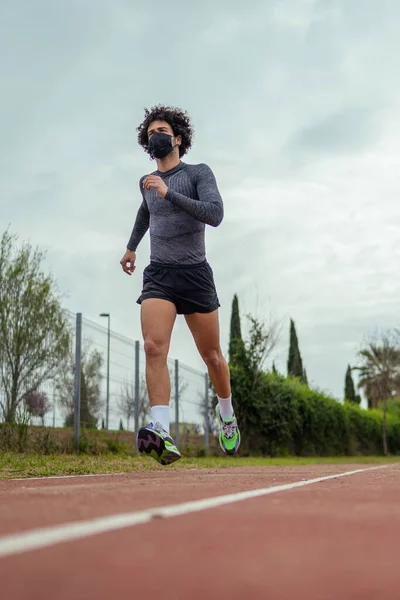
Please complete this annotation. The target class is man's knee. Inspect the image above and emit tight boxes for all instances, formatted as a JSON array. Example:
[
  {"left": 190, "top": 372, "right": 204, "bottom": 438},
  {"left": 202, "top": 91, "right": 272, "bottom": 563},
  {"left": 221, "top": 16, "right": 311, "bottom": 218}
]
[
  {"left": 144, "top": 339, "right": 168, "bottom": 362},
  {"left": 202, "top": 348, "right": 225, "bottom": 370}
]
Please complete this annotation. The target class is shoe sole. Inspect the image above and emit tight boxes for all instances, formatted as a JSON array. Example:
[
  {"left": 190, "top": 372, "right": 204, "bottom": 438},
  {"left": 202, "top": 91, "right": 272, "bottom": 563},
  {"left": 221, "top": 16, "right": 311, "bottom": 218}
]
[{"left": 137, "top": 428, "right": 181, "bottom": 466}]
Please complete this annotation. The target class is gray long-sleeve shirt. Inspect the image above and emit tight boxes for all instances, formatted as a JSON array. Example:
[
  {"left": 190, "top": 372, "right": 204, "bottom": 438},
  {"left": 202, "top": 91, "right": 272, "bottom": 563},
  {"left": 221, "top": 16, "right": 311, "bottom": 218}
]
[{"left": 127, "top": 161, "right": 224, "bottom": 265}]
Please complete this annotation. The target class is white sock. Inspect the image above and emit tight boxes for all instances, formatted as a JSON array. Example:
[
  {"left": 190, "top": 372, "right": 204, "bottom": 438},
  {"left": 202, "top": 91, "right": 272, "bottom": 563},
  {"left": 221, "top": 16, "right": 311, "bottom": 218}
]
[
  {"left": 151, "top": 406, "right": 170, "bottom": 433},
  {"left": 218, "top": 395, "right": 234, "bottom": 420}
]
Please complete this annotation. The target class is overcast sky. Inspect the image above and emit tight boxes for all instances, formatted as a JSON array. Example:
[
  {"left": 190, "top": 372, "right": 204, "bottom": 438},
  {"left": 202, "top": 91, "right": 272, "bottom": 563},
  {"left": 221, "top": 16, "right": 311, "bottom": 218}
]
[{"left": 2, "top": 0, "right": 400, "bottom": 406}]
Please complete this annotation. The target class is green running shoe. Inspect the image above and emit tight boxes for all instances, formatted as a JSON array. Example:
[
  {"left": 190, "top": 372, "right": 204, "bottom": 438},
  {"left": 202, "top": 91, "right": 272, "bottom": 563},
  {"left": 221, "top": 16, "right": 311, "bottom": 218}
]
[
  {"left": 137, "top": 421, "right": 181, "bottom": 466},
  {"left": 215, "top": 405, "right": 241, "bottom": 455}
]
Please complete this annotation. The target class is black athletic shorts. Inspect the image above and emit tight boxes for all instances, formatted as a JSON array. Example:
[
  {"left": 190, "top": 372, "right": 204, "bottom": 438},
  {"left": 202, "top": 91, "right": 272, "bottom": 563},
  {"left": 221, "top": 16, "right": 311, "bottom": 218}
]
[{"left": 137, "top": 260, "right": 220, "bottom": 315}]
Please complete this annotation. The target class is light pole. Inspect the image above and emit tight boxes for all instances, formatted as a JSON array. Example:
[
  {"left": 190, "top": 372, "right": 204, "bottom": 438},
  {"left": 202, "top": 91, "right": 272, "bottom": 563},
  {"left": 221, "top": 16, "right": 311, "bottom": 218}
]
[{"left": 100, "top": 313, "right": 110, "bottom": 429}]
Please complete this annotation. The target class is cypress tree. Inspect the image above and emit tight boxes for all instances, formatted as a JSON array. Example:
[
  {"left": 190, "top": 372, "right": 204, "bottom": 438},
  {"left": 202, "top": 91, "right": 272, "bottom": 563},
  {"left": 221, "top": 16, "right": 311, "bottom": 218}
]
[
  {"left": 229, "top": 294, "right": 244, "bottom": 364},
  {"left": 344, "top": 365, "right": 359, "bottom": 404},
  {"left": 287, "top": 319, "right": 304, "bottom": 380}
]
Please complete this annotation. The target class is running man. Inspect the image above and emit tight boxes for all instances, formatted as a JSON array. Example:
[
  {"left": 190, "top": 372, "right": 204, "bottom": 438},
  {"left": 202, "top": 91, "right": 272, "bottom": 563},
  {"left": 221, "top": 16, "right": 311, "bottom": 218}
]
[{"left": 120, "top": 105, "right": 240, "bottom": 465}]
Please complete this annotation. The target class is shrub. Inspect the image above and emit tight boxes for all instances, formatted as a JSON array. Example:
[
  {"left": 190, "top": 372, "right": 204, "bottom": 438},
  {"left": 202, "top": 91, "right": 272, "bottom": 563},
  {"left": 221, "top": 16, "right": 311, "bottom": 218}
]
[
  {"left": 2, "top": 375, "right": 399, "bottom": 457},
  {"left": 241, "top": 373, "right": 400, "bottom": 457}
]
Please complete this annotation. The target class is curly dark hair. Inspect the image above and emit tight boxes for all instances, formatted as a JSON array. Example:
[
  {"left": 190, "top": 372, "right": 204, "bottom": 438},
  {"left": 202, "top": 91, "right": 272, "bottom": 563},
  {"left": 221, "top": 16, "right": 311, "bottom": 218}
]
[{"left": 137, "top": 105, "right": 194, "bottom": 158}]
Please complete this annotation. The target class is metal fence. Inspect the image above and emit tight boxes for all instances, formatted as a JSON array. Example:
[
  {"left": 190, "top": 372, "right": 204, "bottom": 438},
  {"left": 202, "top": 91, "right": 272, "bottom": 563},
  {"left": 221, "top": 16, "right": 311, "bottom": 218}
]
[{"left": 30, "top": 311, "right": 213, "bottom": 451}]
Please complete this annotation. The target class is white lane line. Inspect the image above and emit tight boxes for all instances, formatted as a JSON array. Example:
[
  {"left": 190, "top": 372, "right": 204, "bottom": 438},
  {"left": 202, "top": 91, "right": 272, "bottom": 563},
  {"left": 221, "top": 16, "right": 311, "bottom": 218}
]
[{"left": 0, "top": 465, "right": 389, "bottom": 558}]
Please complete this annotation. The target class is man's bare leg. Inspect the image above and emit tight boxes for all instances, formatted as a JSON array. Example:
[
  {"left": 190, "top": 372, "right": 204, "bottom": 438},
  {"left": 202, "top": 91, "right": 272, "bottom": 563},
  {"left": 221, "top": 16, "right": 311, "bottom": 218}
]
[
  {"left": 184, "top": 309, "right": 230, "bottom": 398},
  {"left": 185, "top": 309, "right": 240, "bottom": 454},
  {"left": 137, "top": 298, "right": 181, "bottom": 465},
  {"left": 141, "top": 298, "right": 176, "bottom": 422}
]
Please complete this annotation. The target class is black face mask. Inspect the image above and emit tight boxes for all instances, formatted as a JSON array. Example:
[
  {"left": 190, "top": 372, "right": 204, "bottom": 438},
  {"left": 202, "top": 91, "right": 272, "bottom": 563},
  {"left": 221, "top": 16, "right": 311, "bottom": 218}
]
[{"left": 148, "top": 132, "right": 175, "bottom": 159}]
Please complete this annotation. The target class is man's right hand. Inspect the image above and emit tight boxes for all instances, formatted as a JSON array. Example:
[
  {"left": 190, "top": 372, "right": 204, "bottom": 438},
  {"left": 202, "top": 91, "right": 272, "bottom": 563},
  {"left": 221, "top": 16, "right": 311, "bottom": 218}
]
[{"left": 120, "top": 249, "right": 136, "bottom": 275}]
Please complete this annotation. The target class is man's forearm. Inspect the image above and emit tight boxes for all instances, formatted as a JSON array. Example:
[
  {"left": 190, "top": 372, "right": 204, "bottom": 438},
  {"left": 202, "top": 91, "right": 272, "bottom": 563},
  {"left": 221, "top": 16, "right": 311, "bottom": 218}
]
[
  {"left": 127, "top": 201, "right": 149, "bottom": 251},
  {"left": 164, "top": 164, "right": 224, "bottom": 227},
  {"left": 165, "top": 189, "right": 223, "bottom": 227}
]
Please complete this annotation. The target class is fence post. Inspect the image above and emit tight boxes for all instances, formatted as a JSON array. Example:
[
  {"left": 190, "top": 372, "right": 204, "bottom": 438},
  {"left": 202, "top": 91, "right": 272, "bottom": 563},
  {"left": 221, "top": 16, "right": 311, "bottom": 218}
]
[
  {"left": 175, "top": 359, "right": 180, "bottom": 447},
  {"left": 52, "top": 392, "right": 56, "bottom": 428},
  {"left": 134, "top": 340, "right": 140, "bottom": 451},
  {"left": 73, "top": 313, "right": 82, "bottom": 452},
  {"left": 204, "top": 373, "right": 209, "bottom": 450},
  {"left": 106, "top": 317, "right": 110, "bottom": 429}
]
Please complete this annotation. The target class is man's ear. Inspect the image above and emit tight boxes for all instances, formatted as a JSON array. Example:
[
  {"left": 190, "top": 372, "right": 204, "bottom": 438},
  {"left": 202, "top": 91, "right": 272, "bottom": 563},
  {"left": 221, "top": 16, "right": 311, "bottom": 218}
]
[{"left": 175, "top": 135, "right": 182, "bottom": 147}]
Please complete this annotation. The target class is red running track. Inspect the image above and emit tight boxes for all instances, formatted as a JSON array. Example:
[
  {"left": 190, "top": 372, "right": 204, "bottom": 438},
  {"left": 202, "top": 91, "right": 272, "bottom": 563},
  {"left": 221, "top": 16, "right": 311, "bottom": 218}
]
[{"left": 0, "top": 464, "right": 399, "bottom": 599}]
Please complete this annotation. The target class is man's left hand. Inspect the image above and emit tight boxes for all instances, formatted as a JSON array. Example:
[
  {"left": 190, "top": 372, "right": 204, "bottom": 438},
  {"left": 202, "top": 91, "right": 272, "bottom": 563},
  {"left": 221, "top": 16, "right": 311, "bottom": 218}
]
[{"left": 143, "top": 175, "right": 168, "bottom": 198}]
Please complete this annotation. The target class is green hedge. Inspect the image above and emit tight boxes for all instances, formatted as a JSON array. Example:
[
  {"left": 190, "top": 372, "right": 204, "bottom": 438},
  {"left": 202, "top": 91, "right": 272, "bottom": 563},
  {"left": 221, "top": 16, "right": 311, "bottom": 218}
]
[
  {"left": 242, "top": 373, "right": 400, "bottom": 457},
  {"left": 2, "top": 376, "right": 398, "bottom": 457}
]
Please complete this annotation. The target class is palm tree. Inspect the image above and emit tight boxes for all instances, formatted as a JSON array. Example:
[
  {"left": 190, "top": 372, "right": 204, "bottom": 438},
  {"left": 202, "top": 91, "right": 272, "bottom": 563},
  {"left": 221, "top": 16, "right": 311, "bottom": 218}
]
[{"left": 354, "top": 337, "right": 400, "bottom": 455}]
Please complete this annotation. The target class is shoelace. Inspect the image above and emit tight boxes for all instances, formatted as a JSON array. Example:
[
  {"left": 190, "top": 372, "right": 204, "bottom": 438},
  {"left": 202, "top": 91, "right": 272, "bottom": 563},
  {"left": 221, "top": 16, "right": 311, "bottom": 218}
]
[
  {"left": 223, "top": 421, "right": 237, "bottom": 439},
  {"left": 153, "top": 421, "right": 167, "bottom": 433}
]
